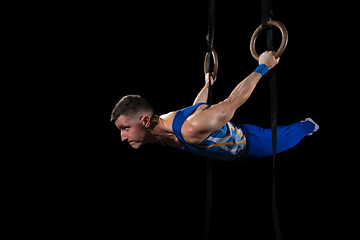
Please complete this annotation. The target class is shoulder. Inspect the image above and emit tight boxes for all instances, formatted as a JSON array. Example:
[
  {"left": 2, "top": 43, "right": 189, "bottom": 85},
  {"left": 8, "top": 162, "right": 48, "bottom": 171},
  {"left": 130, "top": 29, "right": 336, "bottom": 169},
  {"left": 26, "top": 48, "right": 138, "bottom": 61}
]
[
  {"left": 159, "top": 105, "right": 208, "bottom": 126},
  {"left": 181, "top": 122, "right": 202, "bottom": 144},
  {"left": 160, "top": 104, "right": 210, "bottom": 144},
  {"left": 159, "top": 111, "right": 177, "bottom": 132},
  {"left": 160, "top": 111, "right": 177, "bottom": 122},
  {"left": 182, "top": 105, "right": 210, "bottom": 144}
]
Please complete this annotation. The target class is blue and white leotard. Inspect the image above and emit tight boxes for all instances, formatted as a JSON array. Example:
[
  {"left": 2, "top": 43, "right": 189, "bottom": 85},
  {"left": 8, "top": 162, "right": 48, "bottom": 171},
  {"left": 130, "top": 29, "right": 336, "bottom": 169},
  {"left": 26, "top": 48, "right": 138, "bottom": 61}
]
[
  {"left": 160, "top": 102, "right": 317, "bottom": 162},
  {"left": 170, "top": 103, "right": 248, "bottom": 161}
]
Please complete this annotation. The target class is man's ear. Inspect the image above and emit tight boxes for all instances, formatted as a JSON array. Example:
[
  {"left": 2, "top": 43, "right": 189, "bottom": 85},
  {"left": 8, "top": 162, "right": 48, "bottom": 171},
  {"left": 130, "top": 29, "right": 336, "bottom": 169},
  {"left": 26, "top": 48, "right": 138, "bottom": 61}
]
[{"left": 140, "top": 115, "right": 151, "bottom": 128}]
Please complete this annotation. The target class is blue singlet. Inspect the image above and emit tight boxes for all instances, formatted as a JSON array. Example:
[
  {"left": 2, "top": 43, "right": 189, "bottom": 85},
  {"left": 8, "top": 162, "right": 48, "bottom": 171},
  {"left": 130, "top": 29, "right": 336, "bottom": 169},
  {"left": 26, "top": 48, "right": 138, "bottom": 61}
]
[
  {"left": 171, "top": 103, "right": 248, "bottom": 161},
  {"left": 164, "top": 103, "right": 316, "bottom": 162}
]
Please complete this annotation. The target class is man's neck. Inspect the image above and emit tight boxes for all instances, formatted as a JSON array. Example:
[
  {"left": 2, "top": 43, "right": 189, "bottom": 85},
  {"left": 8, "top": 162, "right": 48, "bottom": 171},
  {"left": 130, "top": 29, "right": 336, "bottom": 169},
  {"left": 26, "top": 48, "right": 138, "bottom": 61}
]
[{"left": 149, "top": 115, "right": 183, "bottom": 148}]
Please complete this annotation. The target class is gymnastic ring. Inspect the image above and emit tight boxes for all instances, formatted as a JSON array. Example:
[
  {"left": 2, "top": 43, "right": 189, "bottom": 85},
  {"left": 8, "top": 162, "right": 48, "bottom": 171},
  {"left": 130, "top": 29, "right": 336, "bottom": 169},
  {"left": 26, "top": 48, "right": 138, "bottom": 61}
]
[
  {"left": 250, "top": 20, "right": 288, "bottom": 61},
  {"left": 204, "top": 49, "right": 218, "bottom": 79}
]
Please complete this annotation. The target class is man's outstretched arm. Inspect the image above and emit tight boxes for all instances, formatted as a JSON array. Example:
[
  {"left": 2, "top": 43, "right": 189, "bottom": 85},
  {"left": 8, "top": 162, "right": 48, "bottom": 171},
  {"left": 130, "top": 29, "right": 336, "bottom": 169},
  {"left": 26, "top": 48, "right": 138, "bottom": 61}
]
[
  {"left": 226, "top": 51, "right": 279, "bottom": 110},
  {"left": 193, "top": 74, "right": 216, "bottom": 105},
  {"left": 184, "top": 51, "right": 280, "bottom": 144}
]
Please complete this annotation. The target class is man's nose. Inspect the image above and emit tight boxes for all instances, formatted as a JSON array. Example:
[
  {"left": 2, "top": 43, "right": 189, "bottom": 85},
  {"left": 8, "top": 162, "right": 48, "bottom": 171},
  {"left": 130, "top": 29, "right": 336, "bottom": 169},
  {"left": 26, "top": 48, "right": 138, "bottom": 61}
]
[{"left": 121, "top": 132, "right": 128, "bottom": 142}]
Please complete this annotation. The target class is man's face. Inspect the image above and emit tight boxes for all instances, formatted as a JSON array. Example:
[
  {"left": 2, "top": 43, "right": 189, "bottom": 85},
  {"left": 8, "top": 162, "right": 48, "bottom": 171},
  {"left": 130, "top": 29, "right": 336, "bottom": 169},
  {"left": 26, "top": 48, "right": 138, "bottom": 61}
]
[{"left": 115, "top": 114, "right": 148, "bottom": 149}]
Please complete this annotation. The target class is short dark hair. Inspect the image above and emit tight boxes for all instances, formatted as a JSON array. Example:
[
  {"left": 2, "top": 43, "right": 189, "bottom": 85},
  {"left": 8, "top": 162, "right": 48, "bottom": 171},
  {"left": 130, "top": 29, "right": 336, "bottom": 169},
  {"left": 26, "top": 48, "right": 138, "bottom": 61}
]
[{"left": 110, "top": 95, "right": 154, "bottom": 122}]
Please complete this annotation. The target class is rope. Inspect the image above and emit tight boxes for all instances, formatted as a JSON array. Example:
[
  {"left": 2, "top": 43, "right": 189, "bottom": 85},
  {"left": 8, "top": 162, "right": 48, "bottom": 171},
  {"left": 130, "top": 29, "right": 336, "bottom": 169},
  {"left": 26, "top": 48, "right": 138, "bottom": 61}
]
[
  {"left": 204, "top": 0, "right": 215, "bottom": 239},
  {"left": 203, "top": 1, "right": 283, "bottom": 239},
  {"left": 261, "top": 0, "right": 283, "bottom": 239}
]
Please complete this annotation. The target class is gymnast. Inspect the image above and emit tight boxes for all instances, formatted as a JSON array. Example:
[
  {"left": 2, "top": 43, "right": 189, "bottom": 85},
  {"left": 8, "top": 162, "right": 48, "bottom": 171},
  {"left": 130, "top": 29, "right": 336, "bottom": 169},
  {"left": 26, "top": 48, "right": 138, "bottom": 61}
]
[{"left": 110, "top": 51, "right": 319, "bottom": 161}]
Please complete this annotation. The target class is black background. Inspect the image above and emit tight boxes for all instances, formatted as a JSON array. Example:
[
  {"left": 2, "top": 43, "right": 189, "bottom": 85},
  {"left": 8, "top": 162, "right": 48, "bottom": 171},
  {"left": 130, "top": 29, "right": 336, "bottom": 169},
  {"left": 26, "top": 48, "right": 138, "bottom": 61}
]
[{"left": 15, "top": 1, "right": 339, "bottom": 239}]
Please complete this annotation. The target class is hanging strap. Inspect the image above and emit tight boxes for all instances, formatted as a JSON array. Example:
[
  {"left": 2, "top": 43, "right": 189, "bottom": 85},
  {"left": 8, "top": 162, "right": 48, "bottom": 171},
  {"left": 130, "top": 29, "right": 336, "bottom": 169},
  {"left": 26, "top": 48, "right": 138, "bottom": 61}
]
[
  {"left": 261, "top": 0, "right": 283, "bottom": 239},
  {"left": 204, "top": 1, "right": 215, "bottom": 240},
  {"left": 206, "top": 0, "right": 216, "bottom": 105}
]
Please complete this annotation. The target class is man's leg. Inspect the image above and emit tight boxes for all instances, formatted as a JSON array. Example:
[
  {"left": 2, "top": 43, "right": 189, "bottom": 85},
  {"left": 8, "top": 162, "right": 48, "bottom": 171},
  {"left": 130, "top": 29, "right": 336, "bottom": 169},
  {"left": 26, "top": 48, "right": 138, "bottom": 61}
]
[
  {"left": 276, "top": 120, "right": 318, "bottom": 154},
  {"left": 240, "top": 119, "right": 318, "bottom": 159}
]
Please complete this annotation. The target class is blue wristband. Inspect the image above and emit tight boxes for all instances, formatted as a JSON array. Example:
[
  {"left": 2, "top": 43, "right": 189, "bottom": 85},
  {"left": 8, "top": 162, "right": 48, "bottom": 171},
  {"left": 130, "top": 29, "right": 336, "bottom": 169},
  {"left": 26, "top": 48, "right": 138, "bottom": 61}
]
[{"left": 254, "top": 64, "right": 269, "bottom": 76}]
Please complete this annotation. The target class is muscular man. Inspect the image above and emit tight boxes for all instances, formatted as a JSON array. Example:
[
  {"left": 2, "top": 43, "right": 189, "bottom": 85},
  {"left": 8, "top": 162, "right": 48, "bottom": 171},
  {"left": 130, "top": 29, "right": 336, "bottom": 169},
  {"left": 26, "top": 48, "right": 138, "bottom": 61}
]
[{"left": 110, "top": 51, "right": 319, "bottom": 162}]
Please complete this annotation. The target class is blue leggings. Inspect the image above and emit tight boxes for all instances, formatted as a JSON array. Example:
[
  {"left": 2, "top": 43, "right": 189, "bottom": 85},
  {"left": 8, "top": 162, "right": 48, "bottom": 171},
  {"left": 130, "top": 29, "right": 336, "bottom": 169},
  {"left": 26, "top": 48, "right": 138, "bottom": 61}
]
[{"left": 238, "top": 121, "right": 315, "bottom": 160}]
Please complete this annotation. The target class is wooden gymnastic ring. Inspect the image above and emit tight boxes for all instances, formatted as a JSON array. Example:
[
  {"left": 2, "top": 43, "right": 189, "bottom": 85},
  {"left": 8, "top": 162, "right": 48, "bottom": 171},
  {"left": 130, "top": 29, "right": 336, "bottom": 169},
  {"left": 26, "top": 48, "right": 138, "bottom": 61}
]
[
  {"left": 250, "top": 20, "right": 288, "bottom": 61},
  {"left": 204, "top": 49, "right": 218, "bottom": 79}
]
